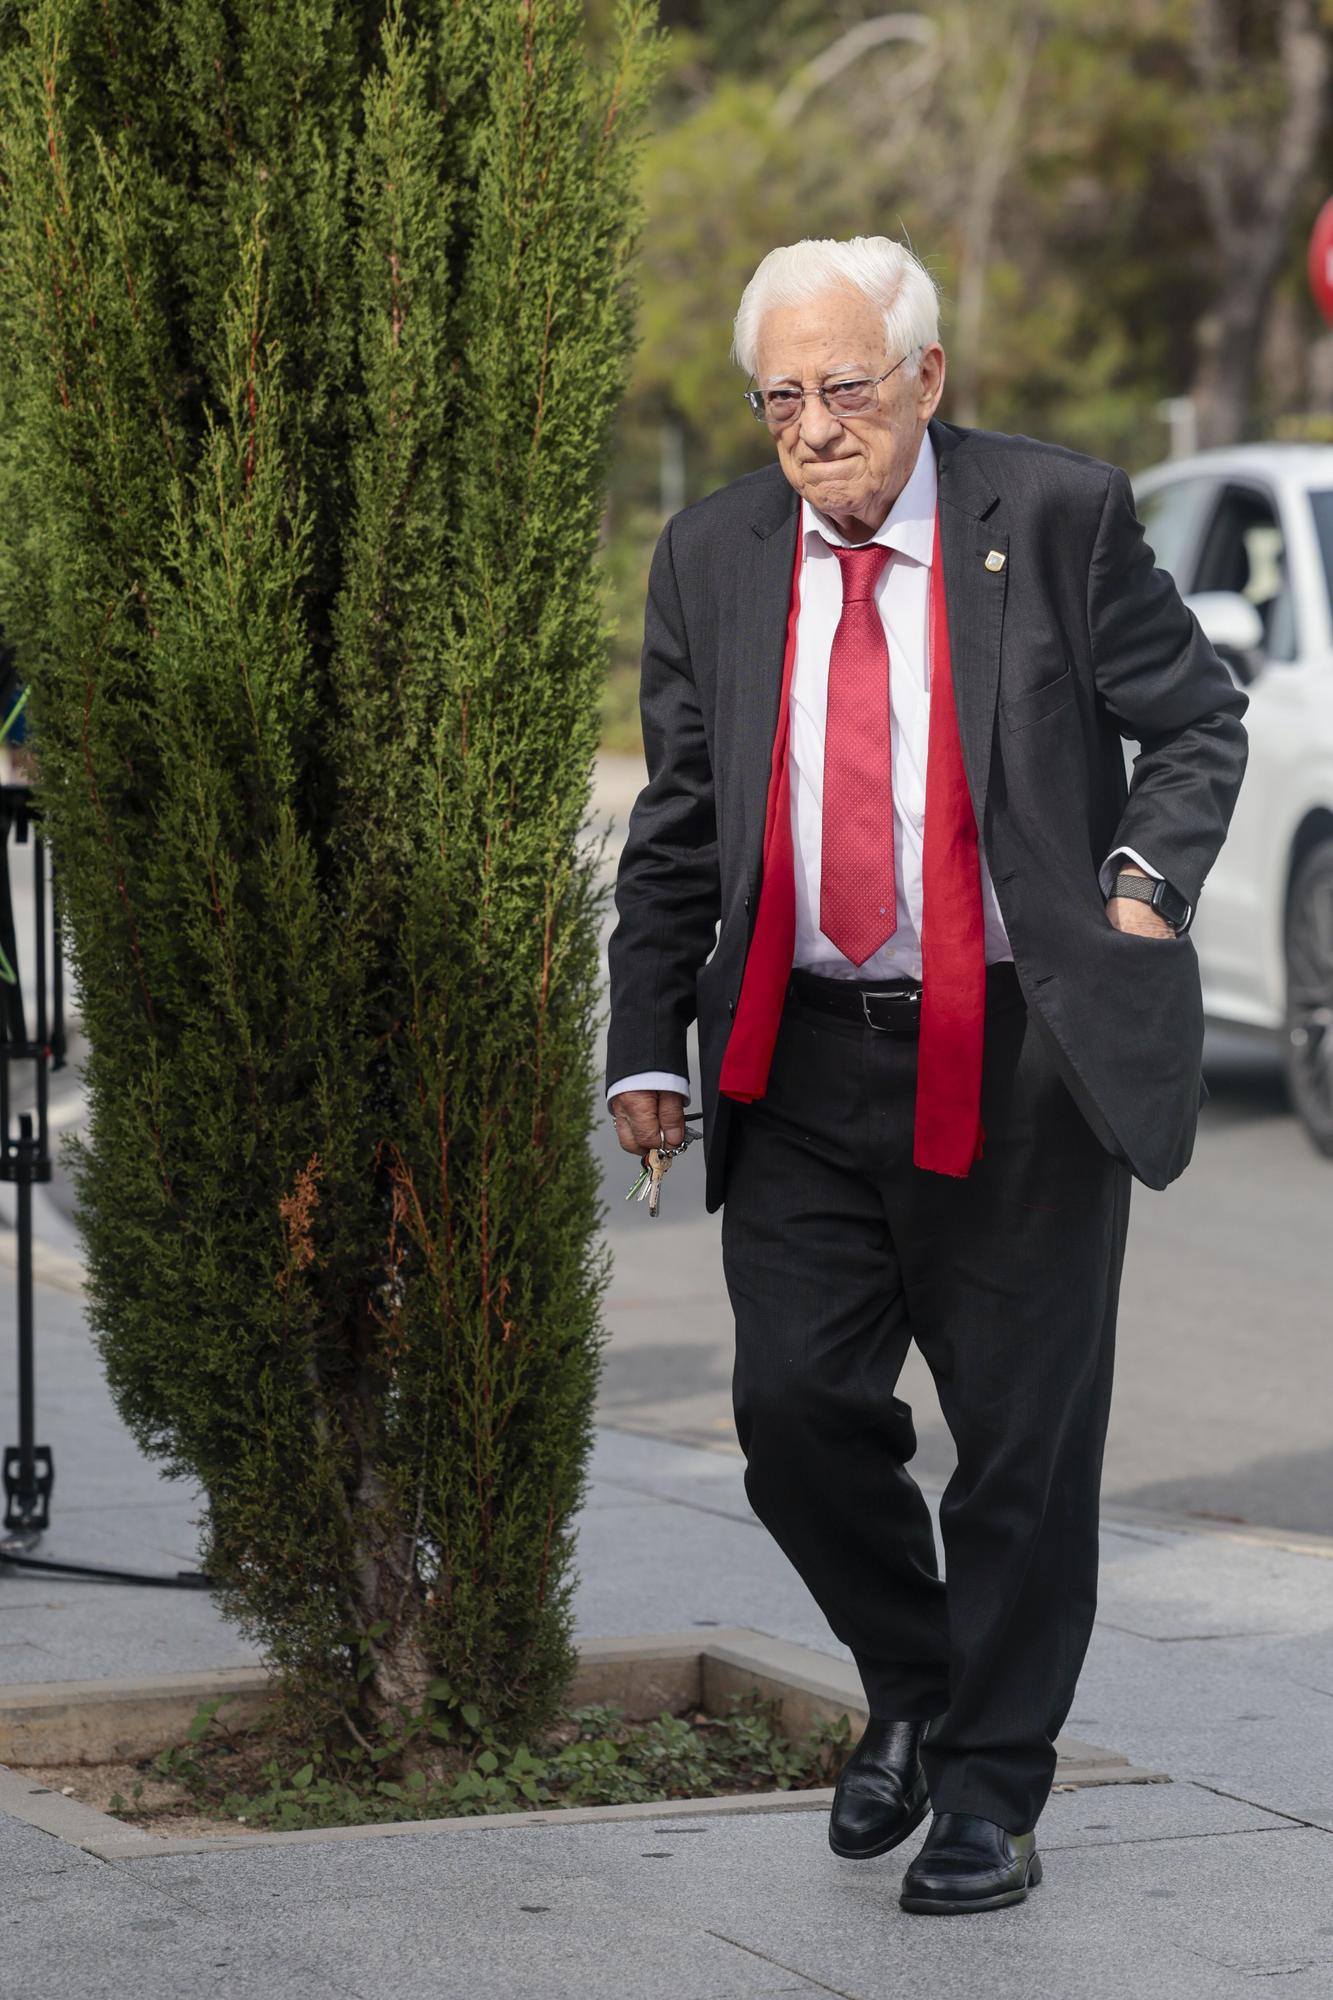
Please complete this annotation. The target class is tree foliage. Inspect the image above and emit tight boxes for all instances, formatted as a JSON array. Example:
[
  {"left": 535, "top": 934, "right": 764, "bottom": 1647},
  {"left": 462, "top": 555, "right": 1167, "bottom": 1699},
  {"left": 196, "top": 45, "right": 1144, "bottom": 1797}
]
[
  {"left": 0, "top": 0, "right": 659, "bottom": 1742},
  {"left": 612, "top": 0, "right": 1333, "bottom": 513},
  {"left": 593, "top": 1, "right": 1333, "bottom": 726}
]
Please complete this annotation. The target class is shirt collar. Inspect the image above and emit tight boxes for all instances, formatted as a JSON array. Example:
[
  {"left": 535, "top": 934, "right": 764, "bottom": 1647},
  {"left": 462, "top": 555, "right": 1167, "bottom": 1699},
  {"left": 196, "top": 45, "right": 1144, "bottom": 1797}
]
[{"left": 800, "top": 427, "right": 937, "bottom": 567}]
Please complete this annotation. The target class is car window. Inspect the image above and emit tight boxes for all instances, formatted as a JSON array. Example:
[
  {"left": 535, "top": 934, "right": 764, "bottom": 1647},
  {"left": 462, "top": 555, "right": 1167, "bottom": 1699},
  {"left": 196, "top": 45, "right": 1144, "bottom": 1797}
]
[
  {"left": 1191, "top": 483, "right": 1297, "bottom": 661},
  {"left": 1307, "top": 492, "right": 1333, "bottom": 634},
  {"left": 1134, "top": 477, "right": 1213, "bottom": 582}
]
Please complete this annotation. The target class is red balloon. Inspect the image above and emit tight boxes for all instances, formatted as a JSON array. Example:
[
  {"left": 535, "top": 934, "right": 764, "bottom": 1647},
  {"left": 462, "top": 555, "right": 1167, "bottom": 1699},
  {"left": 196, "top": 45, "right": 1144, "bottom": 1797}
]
[{"left": 1308, "top": 196, "right": 1333, "bottom": 324}]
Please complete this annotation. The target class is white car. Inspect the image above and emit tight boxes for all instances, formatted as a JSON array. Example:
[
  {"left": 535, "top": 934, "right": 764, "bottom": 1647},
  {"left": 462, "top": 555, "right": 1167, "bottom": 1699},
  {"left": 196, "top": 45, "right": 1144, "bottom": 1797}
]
[{"left": 1132, "top": 445, "right": 1333, "bottom": 1157}]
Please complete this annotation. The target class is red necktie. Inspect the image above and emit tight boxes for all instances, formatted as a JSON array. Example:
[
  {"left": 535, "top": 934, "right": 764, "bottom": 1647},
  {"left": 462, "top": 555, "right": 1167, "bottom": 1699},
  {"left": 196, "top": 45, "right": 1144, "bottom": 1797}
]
[
  {"left": 721, "top": 507, "right": 985, "bottom": 1178},
  {"left": 820, "top": 541, "right": 896, "bottom": 965}
]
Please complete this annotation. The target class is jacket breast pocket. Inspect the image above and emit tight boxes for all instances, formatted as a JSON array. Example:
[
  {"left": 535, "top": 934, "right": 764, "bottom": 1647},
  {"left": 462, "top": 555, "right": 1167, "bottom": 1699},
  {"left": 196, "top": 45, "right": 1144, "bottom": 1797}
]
[{"left": 1000, "top": 662, "right": 1075, "bottom": 732}]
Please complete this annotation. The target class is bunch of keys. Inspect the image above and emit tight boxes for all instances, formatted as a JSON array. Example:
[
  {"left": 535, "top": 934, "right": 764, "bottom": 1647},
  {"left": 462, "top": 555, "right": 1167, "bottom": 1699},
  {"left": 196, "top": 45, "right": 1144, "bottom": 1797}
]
[{"left": 623, "top": 1113, "right": 702, "bottom": 1218}]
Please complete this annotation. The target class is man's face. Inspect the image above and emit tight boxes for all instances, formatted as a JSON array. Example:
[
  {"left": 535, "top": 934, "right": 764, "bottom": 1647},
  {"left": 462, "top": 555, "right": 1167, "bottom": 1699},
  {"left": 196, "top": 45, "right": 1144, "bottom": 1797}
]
[{"left": 753, "top": 289, "right": 945, "bottom": 534}]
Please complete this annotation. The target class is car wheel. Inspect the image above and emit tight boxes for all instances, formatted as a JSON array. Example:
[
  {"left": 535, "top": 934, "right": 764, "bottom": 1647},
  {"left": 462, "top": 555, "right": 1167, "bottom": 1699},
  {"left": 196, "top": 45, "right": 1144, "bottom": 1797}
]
[{"left": 1284, "top": 839, "right": 1333, "bottom": 1158}]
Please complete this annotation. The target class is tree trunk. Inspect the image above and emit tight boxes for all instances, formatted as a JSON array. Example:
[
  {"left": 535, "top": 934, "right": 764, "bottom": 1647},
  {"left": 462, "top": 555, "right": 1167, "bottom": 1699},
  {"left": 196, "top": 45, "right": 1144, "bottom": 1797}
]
[
  {"left": 1188, "top": 0, "right": 1330, "bottom": 446},
  {"left": 950, "top": 17, "right": 1040, "bottom": 429}
]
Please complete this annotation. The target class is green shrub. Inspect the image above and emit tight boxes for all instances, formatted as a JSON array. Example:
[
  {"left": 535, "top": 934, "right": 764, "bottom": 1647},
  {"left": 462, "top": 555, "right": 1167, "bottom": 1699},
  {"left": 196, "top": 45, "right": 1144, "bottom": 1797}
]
[{"left": 0, "top": 0, "right": 658, "bottom": 1745}]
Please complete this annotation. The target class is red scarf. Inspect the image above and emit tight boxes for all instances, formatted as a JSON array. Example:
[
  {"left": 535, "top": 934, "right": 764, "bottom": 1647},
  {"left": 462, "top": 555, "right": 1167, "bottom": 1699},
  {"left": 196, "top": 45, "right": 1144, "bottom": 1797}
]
[{"left": 718, "top": 505, "right": 986, "bottom": 1177}]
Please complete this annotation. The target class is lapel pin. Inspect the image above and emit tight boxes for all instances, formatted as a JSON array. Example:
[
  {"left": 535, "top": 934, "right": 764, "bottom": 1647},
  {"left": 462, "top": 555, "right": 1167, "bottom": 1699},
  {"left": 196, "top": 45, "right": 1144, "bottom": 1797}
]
[{"left": 984, "top": 549, "right": 1006, "bottom": 572}]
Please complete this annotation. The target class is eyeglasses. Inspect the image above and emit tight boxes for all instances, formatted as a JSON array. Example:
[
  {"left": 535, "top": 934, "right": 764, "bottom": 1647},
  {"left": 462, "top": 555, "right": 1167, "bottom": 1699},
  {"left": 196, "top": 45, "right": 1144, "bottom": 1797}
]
[{"left": 744, "top": 350, "right": 917, "bottom": 429}]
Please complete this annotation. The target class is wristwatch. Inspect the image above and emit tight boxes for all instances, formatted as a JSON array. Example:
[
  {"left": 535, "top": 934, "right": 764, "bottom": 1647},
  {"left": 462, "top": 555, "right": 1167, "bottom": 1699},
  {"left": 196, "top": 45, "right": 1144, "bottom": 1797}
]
[{"left": 1108, "top": 870, "right": 1192, "bottom": 933}]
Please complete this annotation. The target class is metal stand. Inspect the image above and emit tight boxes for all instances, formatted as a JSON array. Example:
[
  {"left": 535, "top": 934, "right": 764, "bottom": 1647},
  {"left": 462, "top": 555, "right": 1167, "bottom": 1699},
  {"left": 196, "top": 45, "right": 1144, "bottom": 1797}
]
[{"left": 0, "top": 784, "right": 209, "bottom": 1588}]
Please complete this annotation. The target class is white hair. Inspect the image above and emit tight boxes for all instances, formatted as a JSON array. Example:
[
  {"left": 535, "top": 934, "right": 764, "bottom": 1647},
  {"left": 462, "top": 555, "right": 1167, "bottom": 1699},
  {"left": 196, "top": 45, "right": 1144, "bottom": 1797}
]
[{"left": 732, "top": 235, "right": 941, "bottom": 380}]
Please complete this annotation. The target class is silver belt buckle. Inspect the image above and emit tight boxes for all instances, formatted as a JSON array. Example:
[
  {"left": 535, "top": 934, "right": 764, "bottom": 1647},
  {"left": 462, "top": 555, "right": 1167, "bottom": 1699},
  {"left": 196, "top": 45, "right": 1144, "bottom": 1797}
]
[{"left": 859, "top": 984, "right": 923, "bottom": 1033}]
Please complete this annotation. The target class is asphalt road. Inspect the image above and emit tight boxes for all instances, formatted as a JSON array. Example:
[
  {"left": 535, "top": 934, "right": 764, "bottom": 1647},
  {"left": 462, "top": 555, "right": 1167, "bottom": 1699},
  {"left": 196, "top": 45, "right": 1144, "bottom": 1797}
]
[{"left": 591, "top": 758, "right": 1333, "bottom": 1541}]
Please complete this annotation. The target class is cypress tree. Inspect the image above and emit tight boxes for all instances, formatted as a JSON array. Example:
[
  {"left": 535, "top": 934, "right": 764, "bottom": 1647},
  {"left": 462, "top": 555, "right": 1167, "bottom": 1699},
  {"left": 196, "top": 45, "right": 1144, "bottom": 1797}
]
[{"left": 0, "top": 0, "right": 658, "bottom": 1742}]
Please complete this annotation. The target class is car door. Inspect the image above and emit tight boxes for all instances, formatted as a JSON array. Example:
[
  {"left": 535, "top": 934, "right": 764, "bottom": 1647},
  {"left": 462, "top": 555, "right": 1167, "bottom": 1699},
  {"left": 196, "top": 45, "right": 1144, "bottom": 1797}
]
[{"left": 1177, "top": 477, "right": 1305, "bottom": 1025}]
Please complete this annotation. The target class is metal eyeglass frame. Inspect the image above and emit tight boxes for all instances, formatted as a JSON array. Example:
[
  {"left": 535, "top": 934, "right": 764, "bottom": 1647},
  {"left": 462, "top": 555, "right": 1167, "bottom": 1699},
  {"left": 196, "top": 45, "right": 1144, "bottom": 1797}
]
[{"left": 743, "top": 349, "right": 918, "bottom": 427}]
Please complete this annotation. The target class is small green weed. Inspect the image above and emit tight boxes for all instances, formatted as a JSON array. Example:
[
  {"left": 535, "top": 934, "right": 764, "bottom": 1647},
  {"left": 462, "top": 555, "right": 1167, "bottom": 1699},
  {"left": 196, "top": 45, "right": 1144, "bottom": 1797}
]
[{"left": 134, "top": 1686, "right": 854, "bottom": 1834}]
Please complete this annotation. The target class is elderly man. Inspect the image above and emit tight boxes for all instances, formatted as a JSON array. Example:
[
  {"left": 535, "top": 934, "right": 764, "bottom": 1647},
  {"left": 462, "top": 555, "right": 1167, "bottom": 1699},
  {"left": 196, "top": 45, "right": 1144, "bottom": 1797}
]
[{"left": 605, "top": 236, "right": 1247, "bottom": 1914}]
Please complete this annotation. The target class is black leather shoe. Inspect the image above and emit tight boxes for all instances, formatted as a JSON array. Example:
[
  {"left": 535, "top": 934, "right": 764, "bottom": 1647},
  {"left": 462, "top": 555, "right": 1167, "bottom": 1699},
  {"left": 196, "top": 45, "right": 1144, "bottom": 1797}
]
[
  {"left": 827, "top": 1718, "right": 931, "bottom": 1859},
  {"left": 899, "top": 1811, "right": 1042, "bottom": 1913}
]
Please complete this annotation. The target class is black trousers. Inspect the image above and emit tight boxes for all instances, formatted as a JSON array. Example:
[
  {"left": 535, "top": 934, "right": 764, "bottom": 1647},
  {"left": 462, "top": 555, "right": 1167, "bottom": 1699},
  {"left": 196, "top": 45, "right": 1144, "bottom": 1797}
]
[{"left": 719, "top": 968, "right": 1132, "bottom": 1834}]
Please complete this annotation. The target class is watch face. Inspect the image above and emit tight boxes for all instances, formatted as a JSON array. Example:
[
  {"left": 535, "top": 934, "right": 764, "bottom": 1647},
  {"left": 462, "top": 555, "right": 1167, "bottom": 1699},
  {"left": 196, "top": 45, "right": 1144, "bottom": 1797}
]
[{"left": 1153, "top": 879, "right": 1189, "bottom": 927}]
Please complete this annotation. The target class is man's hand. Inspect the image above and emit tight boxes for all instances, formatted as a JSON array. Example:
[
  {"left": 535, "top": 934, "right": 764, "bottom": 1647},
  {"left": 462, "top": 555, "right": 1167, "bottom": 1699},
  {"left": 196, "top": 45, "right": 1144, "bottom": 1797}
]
[
  {"left": 609, "top": 1089, "right": 686, "bottom": 1156},
  {"left": 1106, "top": 862, "right": 1174, "bottom": 939}
]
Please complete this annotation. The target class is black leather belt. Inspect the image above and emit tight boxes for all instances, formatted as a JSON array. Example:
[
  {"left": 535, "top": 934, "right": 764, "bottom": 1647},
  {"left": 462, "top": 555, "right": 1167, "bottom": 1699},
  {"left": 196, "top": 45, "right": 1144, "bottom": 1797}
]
[{"left": 787, "top": 961, "right": 1021, "bottom": 1034}]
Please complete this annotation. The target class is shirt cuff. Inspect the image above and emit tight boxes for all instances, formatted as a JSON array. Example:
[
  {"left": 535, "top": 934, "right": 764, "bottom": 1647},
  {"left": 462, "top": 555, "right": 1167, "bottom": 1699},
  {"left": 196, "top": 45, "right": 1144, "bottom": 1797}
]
[
  {"left": 1099, "top": 848, "right": 1193, "bottom": 925},
  {"left": 606, "top": 1071, "right": 692, "bottom": 1108}
]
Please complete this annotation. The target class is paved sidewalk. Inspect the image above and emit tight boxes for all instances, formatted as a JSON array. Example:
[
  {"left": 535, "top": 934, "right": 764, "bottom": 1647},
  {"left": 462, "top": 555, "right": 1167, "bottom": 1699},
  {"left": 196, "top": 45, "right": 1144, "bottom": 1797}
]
[{"left": 2, "top": 1279, "right": 1333, "bottom": 1995}]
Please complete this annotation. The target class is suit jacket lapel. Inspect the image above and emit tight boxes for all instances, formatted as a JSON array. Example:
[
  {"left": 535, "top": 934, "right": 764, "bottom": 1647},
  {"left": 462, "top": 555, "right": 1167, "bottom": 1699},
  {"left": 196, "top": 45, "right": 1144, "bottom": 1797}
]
[
  {"left": 931, "top": 417, "right": 1007, "bottom": 838},
  {"left": 738, "top": 472, "right": 799, "bottom": 892}
]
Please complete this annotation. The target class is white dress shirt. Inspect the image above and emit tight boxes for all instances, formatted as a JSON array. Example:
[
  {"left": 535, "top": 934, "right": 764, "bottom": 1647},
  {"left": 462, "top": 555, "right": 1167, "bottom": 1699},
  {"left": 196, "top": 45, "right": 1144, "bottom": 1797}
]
[
  {"left": 607, "top": 431, "right": 1166, "bottom": 1109},
  {"left": 787, "top": 430, "right": 1011, "bottom": 980}
]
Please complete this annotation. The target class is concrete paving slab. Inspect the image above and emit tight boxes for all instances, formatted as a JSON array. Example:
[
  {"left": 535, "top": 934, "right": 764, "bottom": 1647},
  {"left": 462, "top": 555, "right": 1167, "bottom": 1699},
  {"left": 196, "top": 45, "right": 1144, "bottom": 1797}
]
[
  {"left": 6, "top": 1510, "right": 207, "bottom": 1568},
  {"left": 706, "top": 1829, "right": 1325, "bottom": 2000},
  {"left": 0, "top": 1577, "right": 257, "bottom": 1685},
  {"left": 0, "top": 1809, "right": 368, "bottom": 1998},
  {"left": 1028, "top": 1823, "right": 1333, "bottom": 1984},
  {"left": 1071, "top": 1618, "right": 1333, "bottom": 1823},
  {"left": 1093, "top": 1526, "right": 1333, "bottom": 1642},
  {"left": 589, "top": 1424, "right": 757, "bottom": 1523},
  {"left": 0, "top": 1805, "right": 102, "bottom": 1885},
  {"left": 65, "top": 1774, "right": 1290, "bottom": 1892},
  {"left": 572, "top": 1483, "right": 861, "bottom": 1670},
  {"left": 111, "top": 1822, "right": 835, "bottom": 2000},
  {"left": 97, "top": 1786, "right": 1327, "bottom": 2000}
]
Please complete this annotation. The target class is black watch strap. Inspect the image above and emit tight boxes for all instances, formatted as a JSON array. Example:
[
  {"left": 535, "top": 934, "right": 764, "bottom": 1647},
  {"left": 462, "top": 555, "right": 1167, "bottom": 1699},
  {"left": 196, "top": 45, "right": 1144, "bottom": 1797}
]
[{"left": 1109, "top": 870, "right": 1190, "bottom": 930}]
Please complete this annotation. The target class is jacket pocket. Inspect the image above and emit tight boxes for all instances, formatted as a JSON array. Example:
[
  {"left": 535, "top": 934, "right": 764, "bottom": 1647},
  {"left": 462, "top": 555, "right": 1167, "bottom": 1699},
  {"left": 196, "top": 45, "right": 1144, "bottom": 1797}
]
[{"left": 1000, "top": 662, "right": 1075, "bottom": 731}]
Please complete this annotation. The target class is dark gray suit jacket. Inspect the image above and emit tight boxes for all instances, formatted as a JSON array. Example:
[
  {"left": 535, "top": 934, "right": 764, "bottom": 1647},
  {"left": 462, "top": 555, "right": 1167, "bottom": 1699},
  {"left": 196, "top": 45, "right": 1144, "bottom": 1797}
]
[{"left": 605, "top": 416, "right": 1249, "bottom": 1214}]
